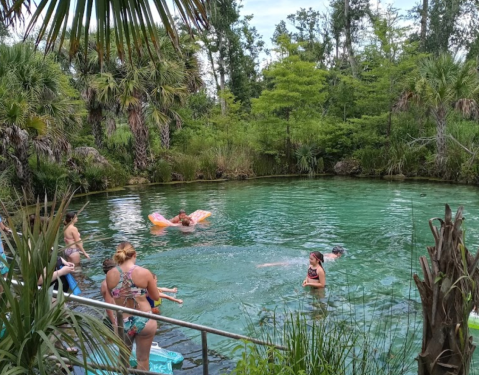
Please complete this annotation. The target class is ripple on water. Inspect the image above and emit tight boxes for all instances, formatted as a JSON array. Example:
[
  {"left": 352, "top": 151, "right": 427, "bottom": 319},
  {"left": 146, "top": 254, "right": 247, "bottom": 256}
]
[{"left": 72, "top": 178, "right": 479, "bottom": 369}]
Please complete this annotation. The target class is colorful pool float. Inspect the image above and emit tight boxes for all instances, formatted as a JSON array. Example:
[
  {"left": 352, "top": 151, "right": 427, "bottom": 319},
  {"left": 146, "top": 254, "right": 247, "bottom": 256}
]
[{"left": 148, "top": 210, "right": 211, "bottom": 227}]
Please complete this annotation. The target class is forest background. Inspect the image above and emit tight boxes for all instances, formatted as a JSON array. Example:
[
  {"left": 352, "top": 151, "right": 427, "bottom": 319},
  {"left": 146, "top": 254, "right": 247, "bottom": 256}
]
[{"left": 2, "top": 0, "right": 479, "bottom": 207}]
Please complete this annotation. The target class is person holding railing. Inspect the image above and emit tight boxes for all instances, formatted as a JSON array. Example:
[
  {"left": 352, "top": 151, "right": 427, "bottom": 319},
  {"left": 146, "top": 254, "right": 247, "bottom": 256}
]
[{"left": 106, "top": 242, "right": 160, "bottom": 371}]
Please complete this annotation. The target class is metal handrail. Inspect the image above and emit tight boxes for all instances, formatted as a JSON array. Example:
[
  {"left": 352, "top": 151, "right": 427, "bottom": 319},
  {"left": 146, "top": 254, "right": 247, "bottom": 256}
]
[{"left": 10, "top": 279, "right": 287, "bottom": 375}]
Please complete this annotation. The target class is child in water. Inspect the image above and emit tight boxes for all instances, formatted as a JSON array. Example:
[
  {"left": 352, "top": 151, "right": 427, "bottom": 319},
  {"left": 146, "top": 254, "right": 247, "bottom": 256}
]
[
  {"left": 302, "top": 251, "right": 326, "bottom": 289},
  {"left": 147, "top": 273, "right": 183, "bottom": 314}
]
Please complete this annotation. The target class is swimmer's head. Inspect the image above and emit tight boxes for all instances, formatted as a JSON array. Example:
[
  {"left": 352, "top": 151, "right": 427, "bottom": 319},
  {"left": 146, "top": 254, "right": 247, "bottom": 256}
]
[
  {"left": 64, "top": 211, "right": 77, "bottom": 225},
  {"left": 181, "top": 217, "right": 191, "bottom": 226},
  {"left": 114, "top": 242, "right": 136, "bottom": 264},
  {"left": 332, "top": 246, "right": 345, "bottom": 255},
  {"left": 310, "top": 251, "right": 324, "bottom": 263},
  {"left": 102, "top": 258, "right": 116, "bottom": 274}
]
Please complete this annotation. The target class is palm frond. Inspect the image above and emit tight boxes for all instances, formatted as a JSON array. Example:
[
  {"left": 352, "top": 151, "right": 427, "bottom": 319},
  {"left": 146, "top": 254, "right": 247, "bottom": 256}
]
[{"left": 4, "top": 0, "right": 209, "bottom": 64}]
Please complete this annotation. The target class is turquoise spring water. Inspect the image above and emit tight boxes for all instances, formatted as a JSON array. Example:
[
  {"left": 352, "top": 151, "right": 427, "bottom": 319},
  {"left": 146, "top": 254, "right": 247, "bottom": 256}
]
[{"left": 70, "top": 177, "right": 479, "bottom": 371}]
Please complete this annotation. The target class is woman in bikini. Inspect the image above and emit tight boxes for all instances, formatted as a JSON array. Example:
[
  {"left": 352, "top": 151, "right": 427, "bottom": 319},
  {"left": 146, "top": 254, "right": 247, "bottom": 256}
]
[
  {"left": 302, "top": 251, "right": 326, "bottom": 289},
  {"left": 106, "top": 242, "right": 160, "bottom": 371},
  {"left": 63, "top": 212, "right": 89, "bottom": 265}
]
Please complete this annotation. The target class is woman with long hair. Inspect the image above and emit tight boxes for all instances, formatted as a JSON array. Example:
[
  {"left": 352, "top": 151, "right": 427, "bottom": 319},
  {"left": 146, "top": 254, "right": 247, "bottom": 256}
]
[
  {"left": 106, "top": 242, "right": 160, "bottom": 371},
  {"left": 63, "top": 212, "right": 90, "bottom": 265}
]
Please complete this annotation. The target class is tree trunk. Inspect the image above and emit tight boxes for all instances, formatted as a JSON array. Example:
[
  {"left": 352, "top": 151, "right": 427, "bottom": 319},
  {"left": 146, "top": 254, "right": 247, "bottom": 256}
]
[
  {"left": 89, "top": 106, "right": 103, "bottom": 149},
  {"left": 9, "top": 126, "right": 34, "bottom": 200},
  {"left": 414, "top": 205, "right": 479, "bottom": 375},
  {"left": 218, "top": 32, "right": 227, "bottom": 115},
  {"left": 127, "top": 99, "right": 149, "bottom": 171},
  {"left": 432, "top": 106, "right": 447, "bottom": 173},
  {"left": 420, "top": 0, "right": 428, "bottom": 51},
  {"left": 344, "top": 0, "right": 358, "bottom": 78},
  {"left": 160, "top": 123, "right": 170, "bottom": 149}
]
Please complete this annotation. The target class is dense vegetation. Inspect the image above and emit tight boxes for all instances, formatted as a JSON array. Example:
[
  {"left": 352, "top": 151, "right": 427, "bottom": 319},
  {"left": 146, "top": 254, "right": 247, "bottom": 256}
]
[{"left": 2, "top": 0, "right": 479, "bottom": 208}]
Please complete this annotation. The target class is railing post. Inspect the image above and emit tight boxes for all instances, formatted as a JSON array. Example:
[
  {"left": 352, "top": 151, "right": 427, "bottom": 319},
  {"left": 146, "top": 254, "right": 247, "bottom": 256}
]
[
  {"left": 201, "top": 330, "right": 208, "bottom": 375},
  {"left": 116, "top": 310, "right": 129, "bottom": 374}
]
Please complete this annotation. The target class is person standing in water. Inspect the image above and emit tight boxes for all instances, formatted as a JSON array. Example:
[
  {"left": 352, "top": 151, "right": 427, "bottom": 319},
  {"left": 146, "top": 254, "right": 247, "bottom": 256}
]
[
  {"left": 63, "top": 212, "right": 90, "bottom": 265},
  {"left": 106, "top": 242, "right": 160, "bottom": 371},
  {"left": 303, "top": 251, "right": 326, "bottom": 289}
]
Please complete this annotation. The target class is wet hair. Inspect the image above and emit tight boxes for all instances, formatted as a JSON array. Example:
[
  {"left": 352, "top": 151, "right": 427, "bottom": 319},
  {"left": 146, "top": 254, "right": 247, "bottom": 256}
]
[
  {"left": 181, "top": 217, "right": 191, "bottom": 226},
  {"left": 102, "top": 258, "right": 116, "bottom": 274},
  {"left": 310, "top": 251, "right": 324, "bottom": 263},
  {"left": 64, "top": 212, "right": 77, "bottom": 225},
  {"left": 113, "top": 242, "right": 136, "bottom": 265},
  {"left": 179, "top": 209, "right": 186, "bottom": 214},
  {"left": 332, "top": 246, "right": 345, "bottom": 255}
]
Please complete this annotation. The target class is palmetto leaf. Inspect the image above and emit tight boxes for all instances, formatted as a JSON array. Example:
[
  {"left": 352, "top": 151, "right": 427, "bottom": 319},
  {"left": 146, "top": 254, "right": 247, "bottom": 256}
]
[{"left": 3, "top": 0, "right": 209, "bottom": 64}]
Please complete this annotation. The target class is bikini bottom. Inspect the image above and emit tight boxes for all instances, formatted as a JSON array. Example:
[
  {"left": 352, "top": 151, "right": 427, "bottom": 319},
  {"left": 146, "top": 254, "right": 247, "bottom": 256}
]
[{"left": 64, "top": 248, "right": 80, "bottom": 257}]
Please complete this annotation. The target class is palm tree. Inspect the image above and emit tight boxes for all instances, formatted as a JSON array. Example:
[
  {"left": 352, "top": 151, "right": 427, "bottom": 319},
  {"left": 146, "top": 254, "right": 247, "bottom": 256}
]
[
  {"left": 397, "top": 54, "right": 479, "bottom": 173},
  {"left": 1, "top": 0, "right": 209, "bottom": 63},
  {"left": 95, "top": 27, "right": 201, "bottom": 169},
  {"left": 0, "top": 43, "right": 83, "bottom": 199}
]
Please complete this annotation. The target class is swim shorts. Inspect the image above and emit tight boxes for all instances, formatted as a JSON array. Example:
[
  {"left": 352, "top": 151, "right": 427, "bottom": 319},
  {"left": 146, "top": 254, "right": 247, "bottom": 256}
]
[
  {"left": 0, "top": 252, "right": 8, "bottom": 275},
  {"left": 124, "top": 316, "right": 149, "bottom": 337}
]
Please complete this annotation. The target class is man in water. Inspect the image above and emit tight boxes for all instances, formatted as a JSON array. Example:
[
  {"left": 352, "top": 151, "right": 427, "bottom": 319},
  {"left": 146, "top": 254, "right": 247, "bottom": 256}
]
[{"left": 170, "top": 209, "right": 191, "bottom": 224}]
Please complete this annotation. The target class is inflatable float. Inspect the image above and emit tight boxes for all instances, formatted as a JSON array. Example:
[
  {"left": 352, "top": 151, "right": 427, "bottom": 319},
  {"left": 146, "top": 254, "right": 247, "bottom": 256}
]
[
  {"left": 88, "top": 342, "right": 183, "bottom": 375},
  {"left": 148, "top": 210, "right": 211, "bottom": 227},
  {"left": 468, "top": 312, "right": 479, "bottom": 330}
]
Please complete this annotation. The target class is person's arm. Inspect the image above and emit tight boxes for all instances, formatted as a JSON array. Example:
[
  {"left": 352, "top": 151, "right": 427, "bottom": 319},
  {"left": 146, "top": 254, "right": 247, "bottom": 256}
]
[
  {"left": 0, "top": 220, "right": 11, "bottom": 233},
  {"left": 158, "top": 286, "right": 177, "bottom": 293},
  {"left": 38, "top": 264, "right": 74, "bottom": 286},
  {"left": 101, "top": 281, "right": 118, "bottom": 332},
  {"left": 145, "top": 269, "right": 161, "bottom": 301},
  {"left": 170, "top": 215, "right": 179, "bottom": 223},
  {"left": 72, "top": 227, "right": 90, "bottom": 259},
  {"left": 159, "top": 292, "right": 183, "bottom": 304}
]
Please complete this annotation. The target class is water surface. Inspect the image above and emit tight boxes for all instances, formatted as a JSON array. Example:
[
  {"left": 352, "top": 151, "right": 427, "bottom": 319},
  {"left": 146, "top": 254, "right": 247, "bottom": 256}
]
[{"left": 70, "top": 177, "right": 479, "bottom": 371}]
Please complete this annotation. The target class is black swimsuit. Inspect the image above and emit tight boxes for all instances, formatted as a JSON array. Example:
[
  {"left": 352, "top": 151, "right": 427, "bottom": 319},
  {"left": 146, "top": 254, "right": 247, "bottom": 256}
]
[{"left": 308, "top": 267, "right": 320, "bottom": 279}]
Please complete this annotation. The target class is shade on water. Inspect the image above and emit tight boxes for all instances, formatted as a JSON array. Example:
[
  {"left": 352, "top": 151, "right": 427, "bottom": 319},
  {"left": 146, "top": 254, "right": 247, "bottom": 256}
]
[{"left": 72, "top": 177, "right": 479, "bottom": 371}]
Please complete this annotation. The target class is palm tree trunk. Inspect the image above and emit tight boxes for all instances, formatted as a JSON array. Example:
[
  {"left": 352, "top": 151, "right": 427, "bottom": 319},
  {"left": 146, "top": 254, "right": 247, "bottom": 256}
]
[
  {"left": 432, "top": 106, "right": 447, "bottom": 172},
  {"left": 89, "top": 106, "right": 103, "bottom": 149},
  {"left": 9, "top": 126, "right": 33, "bottom": 199},
  {"left": 160, "top": 123, "right": 170, "bottom": 149},
  {"left": 127, "top": 101, "right": 149, "bottom": 171}
]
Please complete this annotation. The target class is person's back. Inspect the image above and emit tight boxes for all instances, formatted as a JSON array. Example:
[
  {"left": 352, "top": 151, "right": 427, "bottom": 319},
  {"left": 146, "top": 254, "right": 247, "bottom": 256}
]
[{"left": 106, "top": 242, "right": 160, "bottom": 371}]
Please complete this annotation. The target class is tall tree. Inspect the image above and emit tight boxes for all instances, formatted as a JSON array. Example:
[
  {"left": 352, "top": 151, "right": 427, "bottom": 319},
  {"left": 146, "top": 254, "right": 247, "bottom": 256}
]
[
  {"left": 253, "top": 40, "right": 328, "bottom": 169},
  {"left": 0, "top": 43, "right": 82, "bottom": 199},
  {"left": 397, "top": 54, "right": 479, "bottom": 173}
]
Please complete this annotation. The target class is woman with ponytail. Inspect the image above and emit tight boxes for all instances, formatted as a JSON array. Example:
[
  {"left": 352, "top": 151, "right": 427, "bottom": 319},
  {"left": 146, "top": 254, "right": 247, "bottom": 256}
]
[
  {"left": 302, "top": 251, "right": 326, "bottom": 289},
  {"left": 106, "top": 242, "right": 160, "bottom": 371},
  {"left": 63, "top": 212, "right": 89, "bottom": 265}
]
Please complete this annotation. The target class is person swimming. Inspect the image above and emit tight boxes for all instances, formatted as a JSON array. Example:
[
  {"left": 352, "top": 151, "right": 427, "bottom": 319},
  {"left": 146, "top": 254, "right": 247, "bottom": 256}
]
[
  {"left": 170, "top": 209, "right": 192, "bottom": 224},
  {"left": 324, "top": 246, "right": 345, "bottom": 260},
  {"left": 302, "top": 251, "right": 326, "bottom": 289}
]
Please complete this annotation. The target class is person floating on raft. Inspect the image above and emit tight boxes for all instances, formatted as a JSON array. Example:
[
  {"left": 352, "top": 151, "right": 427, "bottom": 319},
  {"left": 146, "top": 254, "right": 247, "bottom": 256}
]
[
  {"left": 169, "top": 209, "right": 191, "bottom": 224},
  {"left": 149, "top": 210, "right": 211, "bottom": 227}
]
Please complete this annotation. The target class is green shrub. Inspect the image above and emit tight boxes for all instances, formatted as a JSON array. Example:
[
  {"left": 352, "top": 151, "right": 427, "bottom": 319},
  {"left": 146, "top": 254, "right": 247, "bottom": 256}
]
[
  {"left": 354, "top": 147, "right": 385, "bottom": 174},
  {"left": 149, "top": 159, "right": 172, "bottom": 183},
  {"left": 215, "top": 146, "right": 253, "bottom": 177},
  {"left": 252, "top": 154, "right": 285, "bottom": 176},
  {"left": 172, "top": 155, "right": 198, "bottom": 181},
  {"left": 31, "top": 158, "right": 69, "bottom": 198},
  {"left": 200, "top": 151, "right": 218, "bottom": 180}
]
